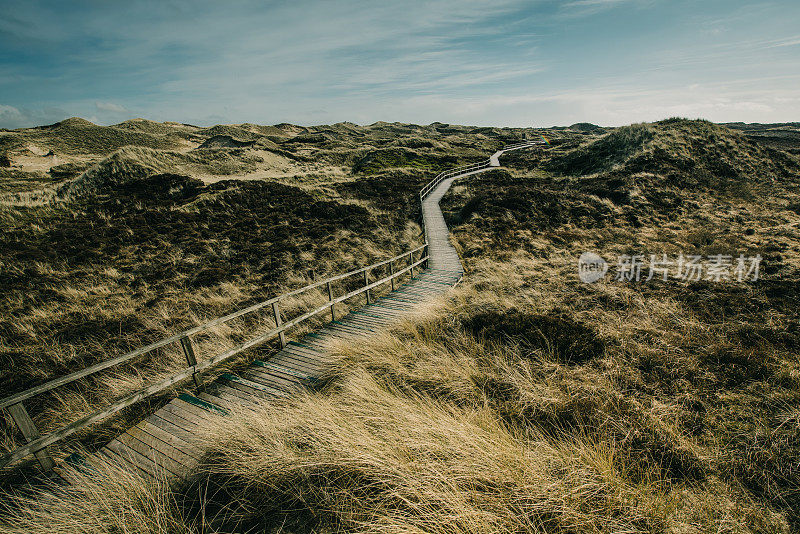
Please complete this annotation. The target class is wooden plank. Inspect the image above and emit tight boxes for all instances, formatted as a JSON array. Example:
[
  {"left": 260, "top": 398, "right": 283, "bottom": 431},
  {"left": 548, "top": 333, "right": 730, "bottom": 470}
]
[
  {"left": 217, "top": 376, "right": 278, "bottom": 399},
  {"left": 294, "top": 335, "right": 334, "bottom": 350},
  {"left": 212, "top": 383, "right": 261, "bottom": 404},
  {"left": 275, "top": 352, "right": 326, "bottom": 371},
  {"left": 138, "top": 419, "right": 204, "bottom": 460},
  {"left": 370, "top": 300, "right": 413, "bottom": 310},
  {"left": 177, "top": 394, "right": 228, "bottom": 416},
  {"left": 224, "top": 372, "right": 290, "bottom": 394},
  {"left": 357, "top": 309, "right": 402, "bottom": 320},
  {"left": 310, "top": 328, "right": 355, "bottom": 340},
  {"left": 248, "top": 367, "right": 316, "bottom": 395},
  {"left": 162, "top": 400, "right": 215, "bottom": 426},
  {"left": 243, "top": 373, "right": 299, "bottom": 396},
  {"left": 345, "top": 311, "right": 393, "bottom": 323},
  {"left": 105, "top": 438, "right": 178, "bottom": 480},
  {"left": 115, "top": 431, "right": 190, "bottom": 478},
  {"left": 331, "top": 321, "right": 377, "bottom": 333},
  {"left": 98, "top": 448, "right": 156, "bottom": 482},
  {"left": 195, "top": 391, "right": 236, "bottom": 410},
  {"left": 381, "top": 296, "right": 424, "bottom": 306},
  {"left": 396, "top": 286, "right": 442, "bottom": 296},
  {"left": 415, "top": 274, "right": 454, "bottom": 284},
  {"left": 323, "top": 323, "right": 372, "bottom": 336},
  {"left": 202, "top": 387, "right": 255, "bottom": 407},
  {"left": 147, "top": 413, "right": 200, "bottom": 445},
  {"left": 255, "top": 360, "right": 315, "bottom": 381},
  {"left": 268, "top": 354, "right": 321, "bottom": 374},
  {"left": 312, "top": 331, "right": 345, "bottom": 342},
  {"left": 277, "top": 345, "right": 327, "bottom": 363},
  {"left": 6, "top": 402, "right": 55, "bottom": 470},
  {"left": 244, "top": 368, "right": 303, "bottom": 391},
  {"left": 341, "top": 320, "right": 387, "bottom": 331},
  {"left": 379, "top": 294, "right": 423, "bottom": 304},
  {"left": 357, "top": 308, "right": 402, "bottom": 318},
  {"left": 343, "top": 315, "right": 389, "bottom": 327},
  {"left": 254, "top": 370, "right": 315, "bottom": 390},
  {"left": 135, "top": 420, "right": 199, "bottom": 458},
  {"left": 197, "top": 390, "right": 254, "bottom": 412},
  {"left": 128, "top": 422, "right": 201, "bottom": 465},
  {"left": 286, "top": 341, "right": 329, "bottom": 359},
  {"left": 221, "top": 374, "right": 286, "bottom": 398}
]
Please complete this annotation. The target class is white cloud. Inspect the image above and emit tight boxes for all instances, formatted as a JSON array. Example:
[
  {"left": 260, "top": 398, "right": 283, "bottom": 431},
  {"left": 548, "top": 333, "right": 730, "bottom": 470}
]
[
  {"left": 0, "top": 104, "right": 69, "bottom": 129},
  {"left": 95, "top": 101, "right": 128, "bottom": 113}
]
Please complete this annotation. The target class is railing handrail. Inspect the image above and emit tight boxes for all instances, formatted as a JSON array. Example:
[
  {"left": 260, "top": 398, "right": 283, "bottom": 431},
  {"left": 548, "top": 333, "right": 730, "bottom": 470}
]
[
  {"left": 418, "top": 140, "right": 546, "bottom": 200},
  {"left": 1, "top": 254, "right": 429, "bottom": 467},
  {"left": 0, "top": 243, "right": 427, "bottom": 411}
]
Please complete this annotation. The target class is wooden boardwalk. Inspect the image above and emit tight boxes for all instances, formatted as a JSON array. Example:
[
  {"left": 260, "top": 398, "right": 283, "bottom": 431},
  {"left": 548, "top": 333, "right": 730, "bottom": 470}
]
[{"left": 76, "top": 143, "right": 541, "bottom": 481}]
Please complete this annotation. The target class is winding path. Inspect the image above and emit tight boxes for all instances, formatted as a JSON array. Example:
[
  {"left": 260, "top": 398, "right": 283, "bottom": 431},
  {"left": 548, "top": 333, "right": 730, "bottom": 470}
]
[{"left": 78, "top": 142, "right": 542, "bottom": 481}]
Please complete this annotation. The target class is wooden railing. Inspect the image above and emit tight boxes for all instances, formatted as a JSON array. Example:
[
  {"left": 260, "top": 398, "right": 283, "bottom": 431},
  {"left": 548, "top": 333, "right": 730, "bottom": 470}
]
[
  {"left": 419, "top": 159, "right": 493, "bottom": 201},
  {"left": 0, "top": 244, "right": 428, "bottom": 469},
  {"left": 418, "top": 140, "right": 546, "bottom": 201}
]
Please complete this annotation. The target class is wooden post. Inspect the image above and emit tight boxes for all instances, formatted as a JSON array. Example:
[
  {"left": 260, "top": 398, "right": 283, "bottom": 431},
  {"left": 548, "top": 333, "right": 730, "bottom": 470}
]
[
  {"left": 327, "top": 281, "right": 335, "bottom": 321},
  {"left": 272, "top": 301, "right": 286, "bottom": 348},
  {"left": 7, "top": 402, "right": 54, "bottom": 470},
  {"left": 180, "top": 336, "right": 200, "bottom": 388},
  {"left": 390, "top": 260, "right": 395, "bottom": 291},
  {"left": 364, "top": 269, "right": 372, "bottom": 304},
  {"left": 409, "top": 251, "right": 415, "bottom": 278}
]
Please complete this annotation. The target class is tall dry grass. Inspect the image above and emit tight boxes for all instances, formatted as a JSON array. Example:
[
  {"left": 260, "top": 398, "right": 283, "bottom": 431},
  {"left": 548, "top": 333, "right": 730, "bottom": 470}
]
[{"left": 3, "top": 264, "right": 788, "bottom": 533}]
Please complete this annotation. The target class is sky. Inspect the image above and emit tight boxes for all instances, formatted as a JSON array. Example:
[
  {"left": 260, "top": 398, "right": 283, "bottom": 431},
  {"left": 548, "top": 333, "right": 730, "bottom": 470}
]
[{"left": 0, "top": 0, "right": 798, "bottom": 128}]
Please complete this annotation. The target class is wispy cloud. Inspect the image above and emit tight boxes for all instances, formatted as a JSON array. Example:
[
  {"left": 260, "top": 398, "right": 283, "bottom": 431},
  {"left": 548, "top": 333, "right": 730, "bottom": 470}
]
[
  {"left": 558, "top": 0, "right": 651, "bottom": 17},
  {"left": 0, "top": 0, "right": 798, "bottom": 128},
  {"left": 95, "top": 101, "right": 128, "bottom": 113}
]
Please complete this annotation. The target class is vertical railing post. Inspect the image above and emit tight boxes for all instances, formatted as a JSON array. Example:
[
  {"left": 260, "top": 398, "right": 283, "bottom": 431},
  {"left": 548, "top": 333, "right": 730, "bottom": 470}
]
[
  {"left": 6, "top": 402, "right": 54, "bottom": 471},
  {"left": 390, "top": 260, "right": 395, "bottom": 291},
  {"left": 180, "top": 336, "right": 200, "bottom": 388},
  {"left": 364, "top": 269, "right": 372, "bottom": 304},
  {"left": 272, "top": 301, "right": 286, "bottom": 348},
  {"left": 409, "top": 250, "right": 415, "bottom": 278},
  {"left": 327, "top": 281, "right": 335, "bottom": 321}
]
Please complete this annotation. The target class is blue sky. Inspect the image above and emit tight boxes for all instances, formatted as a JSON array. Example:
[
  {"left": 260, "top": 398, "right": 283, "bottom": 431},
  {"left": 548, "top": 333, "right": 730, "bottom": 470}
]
[{"left": 1, "top": 0, "right": 798, "bottom": 128}]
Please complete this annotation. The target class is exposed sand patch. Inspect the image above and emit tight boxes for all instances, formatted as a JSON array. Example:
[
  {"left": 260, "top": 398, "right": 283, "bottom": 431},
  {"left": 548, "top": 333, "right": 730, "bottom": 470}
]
[{"left": 193, "top": 149, "right": 349, "bottom": 184}]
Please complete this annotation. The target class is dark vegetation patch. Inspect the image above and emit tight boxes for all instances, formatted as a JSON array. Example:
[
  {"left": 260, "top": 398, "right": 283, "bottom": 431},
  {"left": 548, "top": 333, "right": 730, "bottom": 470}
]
[
  {"left": 463, "top": 309, "right": 605, "bottom": 364},
  {"left": 0, "top": 169, "right": 61, "bottom": 193},
  {"left": 48, "top": 162, "right": 89, "bottom": 179},
  {"left": 335, "top": 169, "right": 428, "bottom": 220},
  {"left": 196, "top": 135, "right": 256, "bottom": 149},
  {"left": 0, "top": 173, "right": 410, "bottom": 397},
  {"left": 352, "top": 147, "right": 460, "bottom": 174},
  {"left": 442, "top": 169, "right": 616, "bottom": 249}
]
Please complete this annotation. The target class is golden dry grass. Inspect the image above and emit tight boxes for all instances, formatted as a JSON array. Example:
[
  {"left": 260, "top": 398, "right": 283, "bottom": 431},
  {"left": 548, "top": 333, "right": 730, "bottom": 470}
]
[
  {"left": 2, "top": 265, "right": 790, "bottom": 532},
  {"left": 2, "top": 118, "right": 798, "bottom": 532}
]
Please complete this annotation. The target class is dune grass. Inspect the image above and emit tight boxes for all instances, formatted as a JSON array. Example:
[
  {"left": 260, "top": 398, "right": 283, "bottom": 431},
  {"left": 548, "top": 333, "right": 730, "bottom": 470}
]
[
  {"left": 1, "top": 264, "right": 791, "bottom": 532},
  {"left": 2, "top": 118, "right": 798, "bottom": 532}
]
